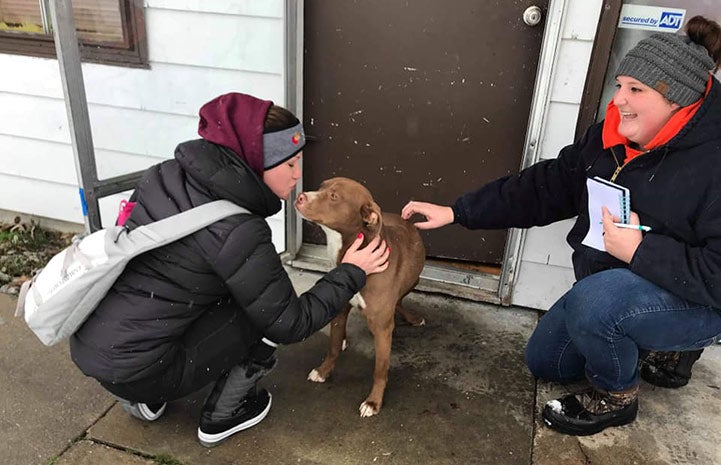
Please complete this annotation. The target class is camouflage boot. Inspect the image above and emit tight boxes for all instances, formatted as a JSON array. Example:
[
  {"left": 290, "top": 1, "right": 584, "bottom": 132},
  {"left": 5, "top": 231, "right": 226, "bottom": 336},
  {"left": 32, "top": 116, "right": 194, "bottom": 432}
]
[
  {"left": 640, "top": 349, "right": 703, "bottom": 389},
  {"left": 542, "top": 385, "right": 639, "bottom": 436}
]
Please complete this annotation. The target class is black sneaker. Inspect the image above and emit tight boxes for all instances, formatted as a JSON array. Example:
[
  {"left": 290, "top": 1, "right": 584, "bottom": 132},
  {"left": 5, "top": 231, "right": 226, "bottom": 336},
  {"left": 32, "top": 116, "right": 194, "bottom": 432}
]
[
  {"left": 119, "top": 400, "right": 167, "bottom": 421},
  {"left": 542, "top": 386, "right": 638, "bottom": 436},
  {"left": 197, "top": 388, "right": 272, "bottom": 447},
  {"left": 640, "top": 349, "right": 703, "bottom": 389}
]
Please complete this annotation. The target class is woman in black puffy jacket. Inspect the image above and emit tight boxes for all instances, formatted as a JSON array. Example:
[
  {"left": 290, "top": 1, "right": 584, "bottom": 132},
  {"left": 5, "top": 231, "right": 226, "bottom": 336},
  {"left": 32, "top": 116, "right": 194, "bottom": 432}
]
[{"left": 70, "top": 93, "right": 389, "bottom": 447}]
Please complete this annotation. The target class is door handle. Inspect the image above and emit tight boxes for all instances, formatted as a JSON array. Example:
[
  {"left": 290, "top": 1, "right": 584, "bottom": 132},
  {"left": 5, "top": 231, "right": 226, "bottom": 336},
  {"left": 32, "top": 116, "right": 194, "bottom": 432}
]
[{"left": 523, "top": 6, "right": 543, "bottom": 27}]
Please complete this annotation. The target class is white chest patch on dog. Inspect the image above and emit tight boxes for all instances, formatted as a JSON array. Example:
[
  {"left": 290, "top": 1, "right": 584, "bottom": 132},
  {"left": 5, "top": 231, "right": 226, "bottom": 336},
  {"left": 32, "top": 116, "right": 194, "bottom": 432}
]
[
  {"left": 319, "top": 224, "right": 366, "bottom": 309},
  {"left": 349, "top": 292, "right": 367, "bottom": 309},
  {"left": 319, "top": 224, "right": 342, "bottom": 264}
]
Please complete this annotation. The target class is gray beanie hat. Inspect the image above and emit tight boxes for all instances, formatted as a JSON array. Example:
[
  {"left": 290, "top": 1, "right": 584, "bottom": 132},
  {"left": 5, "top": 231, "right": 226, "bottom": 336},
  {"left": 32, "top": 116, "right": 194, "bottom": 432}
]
[{"left": 616, "top": 33, "right": 714, "bottom": 106}]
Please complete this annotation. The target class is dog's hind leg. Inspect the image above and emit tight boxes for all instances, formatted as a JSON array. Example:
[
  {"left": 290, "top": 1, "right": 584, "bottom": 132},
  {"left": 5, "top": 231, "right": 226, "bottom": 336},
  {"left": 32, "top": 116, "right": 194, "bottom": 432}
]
[
  {"left": 395, "top": 302, "right": 425, "bottom": 326},
  {"left": 308, "top": 304, "right": 352, "bottom": 383},
  {"left": 395, "top": 287, "right": 425, "bottom": 326}
]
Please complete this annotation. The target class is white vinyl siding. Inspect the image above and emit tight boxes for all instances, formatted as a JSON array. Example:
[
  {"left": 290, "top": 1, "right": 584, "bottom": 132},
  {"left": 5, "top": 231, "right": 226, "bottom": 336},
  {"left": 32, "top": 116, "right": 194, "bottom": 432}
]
[
  {"left": 510, "top": 0, "right": 605, "bottom": 310},
  {"left": 0, "top": 0, "right": 288, "bottom": 250}
]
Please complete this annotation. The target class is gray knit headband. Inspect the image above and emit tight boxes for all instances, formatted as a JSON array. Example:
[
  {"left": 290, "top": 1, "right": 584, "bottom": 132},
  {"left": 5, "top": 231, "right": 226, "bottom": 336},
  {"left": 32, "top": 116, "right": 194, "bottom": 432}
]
[
  {"left": 615, "top": 33, "right": 714, "bottom": 106},
  {"left": 262, "top": 123, "right": 306, "bottom": 170}
]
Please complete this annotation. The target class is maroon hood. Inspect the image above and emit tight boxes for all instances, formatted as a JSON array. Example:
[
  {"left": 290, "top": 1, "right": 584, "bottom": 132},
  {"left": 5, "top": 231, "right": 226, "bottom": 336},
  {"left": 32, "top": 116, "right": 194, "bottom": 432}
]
[{"left": 198, "top": 93, "right": 272, "bottom": 177}]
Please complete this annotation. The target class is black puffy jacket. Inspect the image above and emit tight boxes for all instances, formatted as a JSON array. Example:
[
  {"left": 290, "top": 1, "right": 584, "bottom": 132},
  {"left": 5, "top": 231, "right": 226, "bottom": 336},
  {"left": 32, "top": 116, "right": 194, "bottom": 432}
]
[
  {"left": 70, "top": 139, "right": 365, "bottom": 383},
  {"left": 453, "top": 78, "right": 721, "bottom": 308}
]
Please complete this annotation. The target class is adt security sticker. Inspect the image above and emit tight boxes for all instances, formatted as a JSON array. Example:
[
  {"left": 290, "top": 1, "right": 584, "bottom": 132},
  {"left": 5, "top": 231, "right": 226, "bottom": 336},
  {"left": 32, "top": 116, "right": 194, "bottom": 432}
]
[{"left": 618, "top": 5, "right": 686, "bottom": 32}]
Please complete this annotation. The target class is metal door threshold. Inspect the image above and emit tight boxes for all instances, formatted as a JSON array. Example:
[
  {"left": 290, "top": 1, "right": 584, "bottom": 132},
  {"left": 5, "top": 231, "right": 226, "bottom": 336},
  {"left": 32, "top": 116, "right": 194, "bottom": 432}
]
[{"left": 284, "top": 244, "right": 501, "bottom": 305}]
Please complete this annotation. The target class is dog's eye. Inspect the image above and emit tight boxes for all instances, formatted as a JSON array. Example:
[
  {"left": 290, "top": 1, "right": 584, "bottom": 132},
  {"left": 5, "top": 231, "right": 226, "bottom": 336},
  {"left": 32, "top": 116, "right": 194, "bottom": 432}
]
[{"left": 330, "top": 192, "right": 339, "bottom": 201}]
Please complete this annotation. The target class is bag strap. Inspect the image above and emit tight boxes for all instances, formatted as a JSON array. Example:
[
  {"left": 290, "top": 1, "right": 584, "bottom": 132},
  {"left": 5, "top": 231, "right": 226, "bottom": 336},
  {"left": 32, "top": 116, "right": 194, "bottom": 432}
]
[
  {"left": 15, "top": 200, "right": 251, "bottom": 314},
  {"left": 14, "top": 280, "right": 32, "bottom": 317},
  {"left": 125, "top": 200, "right": 251, "bottom": 251}
]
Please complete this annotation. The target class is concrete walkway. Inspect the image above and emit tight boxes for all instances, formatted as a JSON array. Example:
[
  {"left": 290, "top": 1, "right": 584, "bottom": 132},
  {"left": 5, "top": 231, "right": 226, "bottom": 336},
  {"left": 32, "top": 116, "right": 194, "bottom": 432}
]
[{"left": 1, "top": 268, "right": 720, "bottom": 465}]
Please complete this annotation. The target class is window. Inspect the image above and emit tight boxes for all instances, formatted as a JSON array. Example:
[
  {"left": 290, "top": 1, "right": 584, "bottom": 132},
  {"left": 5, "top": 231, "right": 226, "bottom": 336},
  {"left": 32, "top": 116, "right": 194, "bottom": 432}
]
[{"left": 0, "top": 0, "right": 147, "bottom": 67}]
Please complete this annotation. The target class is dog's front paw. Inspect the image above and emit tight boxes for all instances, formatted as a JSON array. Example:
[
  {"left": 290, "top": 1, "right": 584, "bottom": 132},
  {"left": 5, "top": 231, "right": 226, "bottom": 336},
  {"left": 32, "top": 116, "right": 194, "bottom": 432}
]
[
  {"left": 307, "top": 369, "right": 326, "bottom": 383},
  {"left": 359, "top": 400, "right": 380, "bottom": 417}
]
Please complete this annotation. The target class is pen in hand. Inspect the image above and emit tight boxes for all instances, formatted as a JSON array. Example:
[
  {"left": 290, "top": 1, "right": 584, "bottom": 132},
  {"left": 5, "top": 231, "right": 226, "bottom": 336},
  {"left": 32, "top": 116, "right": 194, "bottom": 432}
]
[{"left": 599, "top": 221, "right": 652, "bottom": 232}]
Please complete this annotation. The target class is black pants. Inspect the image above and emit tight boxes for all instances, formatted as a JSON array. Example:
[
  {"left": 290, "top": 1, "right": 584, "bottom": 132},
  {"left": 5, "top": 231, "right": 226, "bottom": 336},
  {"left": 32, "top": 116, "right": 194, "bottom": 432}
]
[{"left": 101, "top": 302, "right": 260, "bottom": 403}]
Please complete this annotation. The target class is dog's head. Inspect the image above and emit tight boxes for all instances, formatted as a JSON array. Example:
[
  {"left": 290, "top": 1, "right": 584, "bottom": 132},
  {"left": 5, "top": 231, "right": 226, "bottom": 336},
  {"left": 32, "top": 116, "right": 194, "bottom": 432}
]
[{"left": 295, "top": 177, "right": 382, "bottom": 237}]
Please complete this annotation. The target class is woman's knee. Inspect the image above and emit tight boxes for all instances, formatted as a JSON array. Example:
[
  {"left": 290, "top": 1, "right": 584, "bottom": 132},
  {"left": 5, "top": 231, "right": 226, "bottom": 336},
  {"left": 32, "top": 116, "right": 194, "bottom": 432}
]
[
  {"left": 524, "top": 339, "right": 584, "bottom": 382},
  {"left": 524, "top": 329, "right": 571, "bottom": 381},
  {"left": 525, "top": 350, "right": 558, "bottom": 381},
  {"left": 524, "top": 337, "right": 547, "bottom": 378},
  {"left": 564, "top": 269, "right": 635, "bottom": 334}
]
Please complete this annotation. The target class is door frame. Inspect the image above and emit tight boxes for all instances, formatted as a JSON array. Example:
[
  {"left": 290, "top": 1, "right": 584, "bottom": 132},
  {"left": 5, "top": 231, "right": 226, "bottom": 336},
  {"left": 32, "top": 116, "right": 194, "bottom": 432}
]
[
  {"left": 574, "top": 0, "right": 623, "bottom": 139},
  {"left": 284, "top": 0, "right": 304, "bottom": 258},
  {"left": 284, "top": 0, "right": 571, "bottom": 305},
  {"left": 497, "top": 0, "right": 568, "bottom": 304}
]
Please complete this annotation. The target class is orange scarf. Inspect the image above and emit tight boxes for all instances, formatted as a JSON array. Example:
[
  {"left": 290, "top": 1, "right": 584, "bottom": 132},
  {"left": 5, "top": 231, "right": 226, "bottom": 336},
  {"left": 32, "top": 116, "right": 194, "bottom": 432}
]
[{"left": 602, "top": 77, "right": 712, "bottom": 162}]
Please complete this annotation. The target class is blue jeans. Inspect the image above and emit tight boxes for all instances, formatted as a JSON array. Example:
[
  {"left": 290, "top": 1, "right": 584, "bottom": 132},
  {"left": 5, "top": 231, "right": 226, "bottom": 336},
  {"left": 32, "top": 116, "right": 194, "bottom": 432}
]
[{"left": 525, "top": 269, "right": 721, "bottom": 391}]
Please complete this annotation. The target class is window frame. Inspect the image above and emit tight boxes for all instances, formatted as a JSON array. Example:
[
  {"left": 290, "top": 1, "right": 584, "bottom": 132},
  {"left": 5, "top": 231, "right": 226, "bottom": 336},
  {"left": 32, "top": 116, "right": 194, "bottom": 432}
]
[{"left": 0, "top": 0, "right": 148, "bottom": 68}]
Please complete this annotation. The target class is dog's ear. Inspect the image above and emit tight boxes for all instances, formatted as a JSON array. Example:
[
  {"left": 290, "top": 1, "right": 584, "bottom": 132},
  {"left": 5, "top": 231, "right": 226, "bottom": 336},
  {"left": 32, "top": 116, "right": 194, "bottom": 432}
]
[{"left": 361, "top": 201, "right": 383, "bottom": 234}]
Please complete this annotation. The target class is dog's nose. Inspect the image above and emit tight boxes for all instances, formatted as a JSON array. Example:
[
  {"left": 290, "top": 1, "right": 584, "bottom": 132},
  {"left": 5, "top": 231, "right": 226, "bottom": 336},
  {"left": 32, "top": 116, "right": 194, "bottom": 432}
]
[{"left": 296, "top": 192, "right": 307, "bottom": 206}]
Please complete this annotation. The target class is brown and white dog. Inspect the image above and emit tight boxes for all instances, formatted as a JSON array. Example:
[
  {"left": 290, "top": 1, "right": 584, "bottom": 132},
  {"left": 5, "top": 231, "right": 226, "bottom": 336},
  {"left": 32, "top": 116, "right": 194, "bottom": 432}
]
[{"left": 294, "top": 177, "right": 426, "bottom": 417}]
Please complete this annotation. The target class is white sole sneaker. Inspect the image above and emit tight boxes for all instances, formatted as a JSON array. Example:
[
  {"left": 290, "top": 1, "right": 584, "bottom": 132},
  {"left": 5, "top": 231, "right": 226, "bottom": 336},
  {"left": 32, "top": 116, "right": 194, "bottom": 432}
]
[
  {"left": 120, "top": 401, "right": 167, "bottom": 421},
  {"left": 197, "top": 393, "right": 272, "bottom": 447}
]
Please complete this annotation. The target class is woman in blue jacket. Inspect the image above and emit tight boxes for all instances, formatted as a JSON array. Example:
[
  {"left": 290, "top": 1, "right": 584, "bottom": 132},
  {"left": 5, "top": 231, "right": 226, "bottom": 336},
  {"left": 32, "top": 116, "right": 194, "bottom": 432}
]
[{"left": 401, "top": 16, "right": 721, "bottom": 436}]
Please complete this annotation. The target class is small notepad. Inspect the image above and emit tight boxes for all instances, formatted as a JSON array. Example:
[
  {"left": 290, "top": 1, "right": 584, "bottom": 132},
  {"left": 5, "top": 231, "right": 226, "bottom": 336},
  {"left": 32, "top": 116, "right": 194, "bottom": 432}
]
[{"left": 581, "top": 176, "right": 630, "bottom": 251}]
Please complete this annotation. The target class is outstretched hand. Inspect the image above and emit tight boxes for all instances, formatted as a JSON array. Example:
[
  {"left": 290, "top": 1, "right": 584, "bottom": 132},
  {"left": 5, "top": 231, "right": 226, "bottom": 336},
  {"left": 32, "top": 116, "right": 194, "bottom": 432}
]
[
  {"left": 401, "top": 200, "right": 454, "bottom": 230},
  {"left": 341, "top": 233, "right": 390, "bottom": 275}
]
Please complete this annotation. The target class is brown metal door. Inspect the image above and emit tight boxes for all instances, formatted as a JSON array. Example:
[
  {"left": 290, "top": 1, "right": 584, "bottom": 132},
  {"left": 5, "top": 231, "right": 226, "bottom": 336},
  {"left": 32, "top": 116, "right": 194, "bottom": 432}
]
[{"left": 303, "top": 1, "right": 548, "bottom": 264}]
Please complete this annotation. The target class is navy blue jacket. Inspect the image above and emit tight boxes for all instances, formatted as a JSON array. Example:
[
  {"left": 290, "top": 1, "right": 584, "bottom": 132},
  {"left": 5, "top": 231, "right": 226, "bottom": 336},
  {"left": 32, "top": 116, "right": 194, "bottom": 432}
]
[
  {"left": 453, "top": 78, "right": 721, "bottom": 308},
  {"left": 71, "top": 139, "right": 365, "bottom": 383}
]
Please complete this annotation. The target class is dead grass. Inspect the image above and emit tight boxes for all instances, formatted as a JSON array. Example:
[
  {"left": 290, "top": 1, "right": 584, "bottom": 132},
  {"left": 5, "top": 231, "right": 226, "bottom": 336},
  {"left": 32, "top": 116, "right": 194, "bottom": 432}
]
[{"left": 0, "top": 218, "right": 74, "bottom": 292}]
